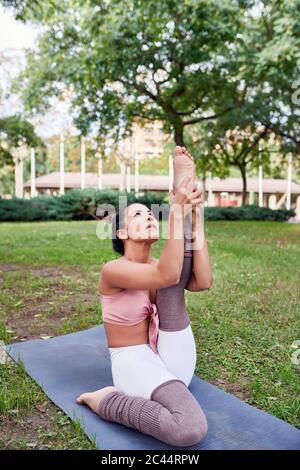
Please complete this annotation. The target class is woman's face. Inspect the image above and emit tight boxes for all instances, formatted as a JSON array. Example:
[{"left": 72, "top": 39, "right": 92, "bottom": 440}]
[{"left": 117, "top": 203, "right": 159, "bottom": 243}]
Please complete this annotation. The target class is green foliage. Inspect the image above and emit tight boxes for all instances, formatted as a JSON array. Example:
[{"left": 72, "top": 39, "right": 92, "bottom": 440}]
[
  {"left": 0, "top": 115, "right": 43, "bottom": 165},
  {"left": 237, "top": 0, "right": 300, "bottom": 155},
  {"left": 11, "top": 0, "right": 248, "bottom": 145},
  {"left": 3, "top": 0, "right": 300, "bottom": 189},
  {"left": 0, "top": 190, "right": 294, "bottom": 222},
  {"left": 205, "top": 205, "right": 295, "bottom": 221},
  {"left": 0, "top": 189, "right": 168, "bottom": 221}
]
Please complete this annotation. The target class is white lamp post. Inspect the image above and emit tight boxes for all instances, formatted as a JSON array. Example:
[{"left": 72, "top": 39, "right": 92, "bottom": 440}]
[
  {"left": 97, "top": 149, "right": 103, "bottom": 190},
  {"left": 286, "top": 154, "right": 292, "bottom": 210},
  {"left": 12, "top": 143, "right": 28, "bottom": 199},
  {"left": 132, "top": 134, "right": 139, "bottom": 196},
  {"left": 30, "top": 147, "right": 37, "bottom": 198},
  {"left": 134, "top": 155, "right": 139, "bottom": 196},
  {"left": 258, "top": 144, "right": 263, "bottom": 207},
  {"left": 126, "top": 164, "right": 131, "bottom": 192},
  {"left": 207, "top": 171, "right": 213, "bottom": 207},
  {"left": 120, "top": 160, "right": 125, "bottom": 191},
  {"left": 59, "top": 133, "right": 65, "bottom": 195},
  {"left": 81, "top": 136, "right": 86, "bottom": 190}
]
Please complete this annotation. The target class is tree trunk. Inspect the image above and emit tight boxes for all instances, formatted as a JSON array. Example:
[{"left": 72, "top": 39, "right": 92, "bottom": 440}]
[
  {"left": 202, "top": 171, "right": 206, "bottom": 194},
  {"left": 239, "top": 165, "right": 247, "bottom": 206},
  {"left": 174, "top": 123, "right": 184, "bottom": 146}
]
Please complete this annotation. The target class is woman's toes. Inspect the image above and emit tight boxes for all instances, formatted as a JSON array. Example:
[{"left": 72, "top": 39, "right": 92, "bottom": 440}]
[
  {"left": 76, "top": 392, "right": 88, "bottom": 405},
  {"left": 76, "top": 386, "right": 118, "bottom": 410},
  {"left": 174, "top": 145, "right": 183, "bottom": 157},
  {"left": 172, "top": 145, "right": 195, "bottom": 194}
]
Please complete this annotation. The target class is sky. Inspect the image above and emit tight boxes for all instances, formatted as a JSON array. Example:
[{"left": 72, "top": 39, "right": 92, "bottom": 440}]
[
  {"left": 0, "top": 5, "right": 77, "bottom": 138},
  {"left": 0, "top": 5, "right": 39, "bottom": 50}
]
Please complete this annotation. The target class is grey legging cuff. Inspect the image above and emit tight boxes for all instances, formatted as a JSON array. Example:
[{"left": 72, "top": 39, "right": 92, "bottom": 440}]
[
  {"left": 97, "top": 379, "right": 208, "bottom": 447},
  {"left": 156, "top": 238, "right": 193, "bottom": 332}
]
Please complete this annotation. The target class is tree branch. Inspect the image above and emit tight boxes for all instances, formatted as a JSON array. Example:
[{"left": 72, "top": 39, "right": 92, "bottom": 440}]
[
  {"left": 177, "top": 102, "right": 203, "bottom": 116},
  {"left": 183, "top": 106, "right": 235, "bottom": 126}
]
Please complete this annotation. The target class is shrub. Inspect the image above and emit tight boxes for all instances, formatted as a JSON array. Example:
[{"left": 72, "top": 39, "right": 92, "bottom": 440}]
[
  {"left": 0, "top": 189, "right": 168, "bottom": 222},
  {"left": 0, "top": 192, "right": 295, "bottom": 222},
  {"left": 204, "top": 205, "right": 295, "bottom": 221}
]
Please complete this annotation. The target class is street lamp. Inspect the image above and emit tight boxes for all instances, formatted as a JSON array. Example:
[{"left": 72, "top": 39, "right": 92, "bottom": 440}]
[{"left": 11, "top": 142, "right": 28, "bottom": 199}]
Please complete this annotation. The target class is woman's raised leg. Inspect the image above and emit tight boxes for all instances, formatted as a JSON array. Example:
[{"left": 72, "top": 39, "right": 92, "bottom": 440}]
[
  {"left": 156, "top": 146, "right": 198, "bottom": 385},
  {"left": 156, "top": 229, "right": 197, "bottom": 386}
]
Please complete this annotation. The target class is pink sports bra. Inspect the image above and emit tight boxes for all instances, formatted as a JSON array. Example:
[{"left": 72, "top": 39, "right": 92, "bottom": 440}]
[{"left": 100, "top": 289, "right": 159, "bottom": 354}]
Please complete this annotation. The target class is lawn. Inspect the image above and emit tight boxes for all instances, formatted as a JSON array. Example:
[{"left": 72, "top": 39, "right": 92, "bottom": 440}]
[{"left": 0, "top": 220, "right": 299, "bottom": 449}]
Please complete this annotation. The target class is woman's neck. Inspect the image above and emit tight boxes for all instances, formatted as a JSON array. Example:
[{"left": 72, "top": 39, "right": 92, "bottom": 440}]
[{"left": 124, "top": 241, "right": 152, "bottom": 264}]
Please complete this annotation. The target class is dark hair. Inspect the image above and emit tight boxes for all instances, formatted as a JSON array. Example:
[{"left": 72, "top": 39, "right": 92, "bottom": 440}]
[
  {"left": 111, "top": 202, "right": 152, "bottom": 255},
  {"left": 112, "top": 206, "right": 126, "bottom": 255}
]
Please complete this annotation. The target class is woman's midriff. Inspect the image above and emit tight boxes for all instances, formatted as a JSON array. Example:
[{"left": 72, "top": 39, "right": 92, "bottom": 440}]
[{"left": 103, "top": 318, "right": 150, "bottom": 348}]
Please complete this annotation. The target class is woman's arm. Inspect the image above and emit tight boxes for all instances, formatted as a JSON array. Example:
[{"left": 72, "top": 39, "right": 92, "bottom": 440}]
[
  {"left": 186, "top": 204, "right": 213, "bottom": 292},
  {"left": 100, "top": 206, "right": 184, "bottom": 290},
  {"left": 101, "top": 176, "right": 202, "bottom": 291}
]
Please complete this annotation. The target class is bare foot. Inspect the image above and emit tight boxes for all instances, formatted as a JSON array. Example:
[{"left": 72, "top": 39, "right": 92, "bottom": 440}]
[
  {"left": 172, "top": 146, "right": 195, "bottom": 194},
  {"left": 76, "top": 386, "right": 118, "bottom": 414}
]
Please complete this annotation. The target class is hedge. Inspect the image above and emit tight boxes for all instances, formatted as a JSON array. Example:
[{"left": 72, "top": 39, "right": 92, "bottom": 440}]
[
  {"left": 0, "top": 189, "right": 295, "bottom": 222},
  {"left": 204, "top": 205, "right": 295, "bottom": 221},
  {"left": 0, "top": 189, "right": 168, "bottom": 222}
]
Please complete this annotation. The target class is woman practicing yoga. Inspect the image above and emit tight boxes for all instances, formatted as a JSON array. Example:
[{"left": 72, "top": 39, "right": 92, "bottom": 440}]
[{"left": 77, "top": 146, "right": 213, "bottom": 447}]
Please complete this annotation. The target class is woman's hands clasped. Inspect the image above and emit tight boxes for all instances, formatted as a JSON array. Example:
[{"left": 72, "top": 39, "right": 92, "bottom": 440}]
[{"left": 170, "top": 176, "right": 203, "bottom": 216}]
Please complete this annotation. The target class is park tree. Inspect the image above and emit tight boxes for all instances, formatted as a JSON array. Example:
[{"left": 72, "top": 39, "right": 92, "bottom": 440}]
[
  {"left": 206, "top": 124, "right": 272, "bottom": 205},
  {"left": 184, "top": 124, "right": 231, "bottom": 192},
  {"left": 0, "top": 114, "right": 42, "bottom": 165},
  {"left": 0, "top": 48, "right": 43, "bottom": 193},
  {"left": 4, "top": 0, "right": 251, "bottom": 146},
  {"left": 235, "top": 0, "right": 300, "bottom": 169},
  {"left": 187, "top": 0, "right": 300, "bottom": 197},
  {"left": 0, "top": 114, "right": 43, "bottom": 196},
  {"left": 183, "top": 0, "right": 300, "bottom": 200}
]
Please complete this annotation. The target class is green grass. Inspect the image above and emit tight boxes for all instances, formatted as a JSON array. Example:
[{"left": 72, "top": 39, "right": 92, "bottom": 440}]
[{"left": 0, "top": 220, "right": 299, "bottom": 448}]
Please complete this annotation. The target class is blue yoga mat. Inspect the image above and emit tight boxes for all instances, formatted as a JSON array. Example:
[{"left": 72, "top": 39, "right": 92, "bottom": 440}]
[{"left": 5, "top": 325, "right": 300, "bottom": 450}]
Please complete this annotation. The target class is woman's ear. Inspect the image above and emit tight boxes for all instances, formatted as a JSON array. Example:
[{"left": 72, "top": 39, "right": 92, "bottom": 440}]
[{"left": 116, "top": 228, "right": 128, "bottom": 240}]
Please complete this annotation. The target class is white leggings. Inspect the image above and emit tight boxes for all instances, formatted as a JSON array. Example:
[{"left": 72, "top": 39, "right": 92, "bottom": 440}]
[{"left": 108, "top": 324, "right": 197, "bottom": 399}]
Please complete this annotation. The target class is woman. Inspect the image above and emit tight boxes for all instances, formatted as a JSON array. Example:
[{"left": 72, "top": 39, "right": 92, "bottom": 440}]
[{"left": 77, "top": 146, "right": 213, "bottom": 447}]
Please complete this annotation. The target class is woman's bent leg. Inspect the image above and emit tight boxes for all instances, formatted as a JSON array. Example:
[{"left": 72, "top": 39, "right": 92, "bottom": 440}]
[
  {"left": 93, "top": 339, "right": 207, "bottom": 446},
  {"left": 97, "top": 379, "right": 207, "bottom": 447},
  {"left": 109, "top": 344, "right": 177, "bottom": 399}
]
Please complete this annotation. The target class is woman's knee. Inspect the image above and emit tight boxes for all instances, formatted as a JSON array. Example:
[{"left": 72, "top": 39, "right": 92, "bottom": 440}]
[
  {"left": 162, "top": 402, "right": 207, "bottom": 447},
  {"left": 151, "top": 379, "right": 208, "bottom": 447}
]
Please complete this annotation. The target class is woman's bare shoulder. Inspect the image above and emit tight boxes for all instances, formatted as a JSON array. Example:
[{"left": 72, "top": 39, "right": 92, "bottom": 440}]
[
  {"left": 100, "top": 257, "right": 125, "bottom": 274},
  {"left": 99, "top": 258, "right": 125, "bottom": 295}
]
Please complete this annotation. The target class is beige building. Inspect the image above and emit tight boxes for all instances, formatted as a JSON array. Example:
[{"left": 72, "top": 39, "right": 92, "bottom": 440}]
[
  {"left": 120, "top": 121, "right": 166, "bottom": 161},
  {"left": 23, "top": 173, "right": 300, "bottom": 212},
  {"left": 205, "top": 177, "right": 300, "bottom": 209}
]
